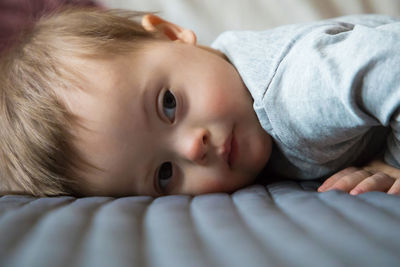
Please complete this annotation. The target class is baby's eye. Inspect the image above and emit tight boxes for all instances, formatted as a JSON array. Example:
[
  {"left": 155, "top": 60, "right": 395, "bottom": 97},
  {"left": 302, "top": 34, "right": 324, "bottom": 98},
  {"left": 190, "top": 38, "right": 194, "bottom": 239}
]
[
  {"left": 162, "top": 90, "right": 176, "bottom": 122},
  {"left": 157, "top": 162, "right": 173, "bottom": 192}
]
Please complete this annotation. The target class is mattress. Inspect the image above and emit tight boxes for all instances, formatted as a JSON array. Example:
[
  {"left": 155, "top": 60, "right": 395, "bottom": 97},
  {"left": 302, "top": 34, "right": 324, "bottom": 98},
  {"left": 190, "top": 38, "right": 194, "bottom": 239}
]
[{"left": 1, "top": 180, "right": 400, "bottom": 267}]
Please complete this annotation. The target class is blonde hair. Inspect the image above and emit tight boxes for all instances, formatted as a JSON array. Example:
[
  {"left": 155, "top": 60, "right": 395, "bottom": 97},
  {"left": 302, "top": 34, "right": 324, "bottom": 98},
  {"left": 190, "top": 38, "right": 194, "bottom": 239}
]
[{"left": 0, "top": 7, "right": 158, "bottom": 196}]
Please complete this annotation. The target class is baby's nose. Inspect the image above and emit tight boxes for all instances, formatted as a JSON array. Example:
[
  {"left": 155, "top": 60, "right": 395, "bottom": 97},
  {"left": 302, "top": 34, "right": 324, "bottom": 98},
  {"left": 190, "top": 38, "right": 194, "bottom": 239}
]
[{"left": 180, "top": 128, "right": 209, "bottom": 164}]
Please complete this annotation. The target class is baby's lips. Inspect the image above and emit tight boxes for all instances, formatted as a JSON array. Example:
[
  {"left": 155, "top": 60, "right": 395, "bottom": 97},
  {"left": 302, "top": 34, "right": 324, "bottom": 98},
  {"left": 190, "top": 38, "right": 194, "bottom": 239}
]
[{"left": 217, "top": 134, "right": 232, "bottom": 165}]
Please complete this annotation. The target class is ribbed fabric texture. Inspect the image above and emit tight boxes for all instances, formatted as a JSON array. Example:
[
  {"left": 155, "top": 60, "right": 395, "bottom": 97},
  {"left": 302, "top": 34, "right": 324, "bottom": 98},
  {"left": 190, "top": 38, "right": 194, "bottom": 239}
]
[{"left": 1, "top": 181, "right": 400, "bottom": 267}]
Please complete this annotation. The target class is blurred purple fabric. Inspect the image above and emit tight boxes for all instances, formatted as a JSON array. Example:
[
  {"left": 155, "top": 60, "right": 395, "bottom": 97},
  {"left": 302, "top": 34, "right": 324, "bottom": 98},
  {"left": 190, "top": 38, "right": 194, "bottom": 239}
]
[{"left": 0, "top": 0, "right": 101, "bottom": 54}]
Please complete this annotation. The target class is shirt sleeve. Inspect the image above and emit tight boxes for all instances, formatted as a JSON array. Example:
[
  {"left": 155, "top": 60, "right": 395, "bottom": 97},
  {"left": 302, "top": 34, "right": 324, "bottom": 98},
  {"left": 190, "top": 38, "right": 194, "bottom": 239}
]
[
  {"left": 269, "top": 15, "right": 400, "bottom": 170},
  {"left": 346, "top": 20, "right": 400, "bottom": 168},
  {"left": 320, "top": 16, "right": 400, "bottom": 168}
]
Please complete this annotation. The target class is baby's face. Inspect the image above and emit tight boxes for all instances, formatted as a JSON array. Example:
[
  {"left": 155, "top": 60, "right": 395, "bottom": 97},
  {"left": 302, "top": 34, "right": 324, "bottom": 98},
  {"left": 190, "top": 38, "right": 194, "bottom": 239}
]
[{"left": 63, "top": 40, "right": 272, "bottom": 197}]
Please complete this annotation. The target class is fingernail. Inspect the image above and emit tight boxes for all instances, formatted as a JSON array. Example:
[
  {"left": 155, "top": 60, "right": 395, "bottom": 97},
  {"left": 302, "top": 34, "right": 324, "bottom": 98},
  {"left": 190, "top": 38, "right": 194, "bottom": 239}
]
[{"left": 350, "top": 189, "right": 360, "bottom": 195}]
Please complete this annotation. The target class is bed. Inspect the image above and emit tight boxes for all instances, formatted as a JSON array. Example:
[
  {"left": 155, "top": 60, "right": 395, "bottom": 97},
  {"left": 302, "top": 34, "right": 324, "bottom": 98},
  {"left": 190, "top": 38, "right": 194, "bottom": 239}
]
[
  {"left": 1, "top": 0, "right": 400, "bottom": 266},
  {"left": 1, "top": 181, "right": 400, "bottom": 266}
]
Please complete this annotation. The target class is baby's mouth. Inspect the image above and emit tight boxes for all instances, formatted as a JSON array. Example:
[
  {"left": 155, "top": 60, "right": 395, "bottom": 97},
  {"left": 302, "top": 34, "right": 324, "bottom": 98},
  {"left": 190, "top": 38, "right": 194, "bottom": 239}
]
[
  {"left": 219, "top": 131, "right": 232, "bottom": 167},
  {"left": 219, "top": 126, "right": 237, "bottom": 169},
  {"left": 228, "top": 127, "right": 238, "bottom": 168},
  {"left": 227, "top": 137, "right": 233, "bottom": 167},
  {"left": 222, "top": 136, "right": 232, "bottom": 164}
]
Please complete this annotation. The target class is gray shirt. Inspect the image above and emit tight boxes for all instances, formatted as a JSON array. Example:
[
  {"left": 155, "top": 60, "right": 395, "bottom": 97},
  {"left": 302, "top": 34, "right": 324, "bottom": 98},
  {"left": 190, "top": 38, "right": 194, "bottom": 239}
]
[{"left": 211, "top": 14, "right": 400, "bottom": 180}]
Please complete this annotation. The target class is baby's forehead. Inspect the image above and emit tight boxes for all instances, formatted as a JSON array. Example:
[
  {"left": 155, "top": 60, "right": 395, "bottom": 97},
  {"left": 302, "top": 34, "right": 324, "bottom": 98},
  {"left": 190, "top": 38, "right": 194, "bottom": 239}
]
[
  {"left": 61, "top": 55, "right": 148, "bottom": 128},
  {"left": 59, "top": 54, "right": 135, "bottom": 102}
]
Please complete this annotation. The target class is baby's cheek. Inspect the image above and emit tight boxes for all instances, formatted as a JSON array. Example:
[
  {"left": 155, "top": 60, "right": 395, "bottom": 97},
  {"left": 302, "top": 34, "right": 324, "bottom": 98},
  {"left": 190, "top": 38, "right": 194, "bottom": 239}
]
[
  {"left": 205, "top": 98, "right": 239, "bottom": 125},
  {"left": 201, "top": 91, "right": 228, "bottom": 114},
  {"left": 181, "top": 176, "right": 229, "bottom": 195},
  {"left": 182, "top": 173, "right": 250, "bottom": 195},
  {"left": 200, "top": 78, "right": 238, "bottom": 114}
]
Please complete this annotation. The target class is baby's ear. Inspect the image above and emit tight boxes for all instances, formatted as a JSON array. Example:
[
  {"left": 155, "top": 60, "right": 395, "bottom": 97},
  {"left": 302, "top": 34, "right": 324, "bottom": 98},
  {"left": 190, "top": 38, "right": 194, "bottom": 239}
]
[{"left": 142, "top": 14, "right": 197, "bottom": 45}]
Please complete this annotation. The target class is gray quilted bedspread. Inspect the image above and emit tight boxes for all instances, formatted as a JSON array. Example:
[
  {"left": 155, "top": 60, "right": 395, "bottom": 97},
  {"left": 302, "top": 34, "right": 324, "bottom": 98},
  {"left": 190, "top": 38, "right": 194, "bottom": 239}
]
[{"left": 1, "top": 181, "right": 400, "bottom": 267}]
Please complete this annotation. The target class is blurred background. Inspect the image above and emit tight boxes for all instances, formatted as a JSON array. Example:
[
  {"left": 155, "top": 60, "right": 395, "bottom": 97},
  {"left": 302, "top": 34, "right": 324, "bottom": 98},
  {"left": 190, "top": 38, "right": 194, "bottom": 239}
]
[
  {"left": 98, "top": 0, "right": 400, "bottom": 44},
  {"left": 1, "top": 0, "right": 400, "bottom": 51}
]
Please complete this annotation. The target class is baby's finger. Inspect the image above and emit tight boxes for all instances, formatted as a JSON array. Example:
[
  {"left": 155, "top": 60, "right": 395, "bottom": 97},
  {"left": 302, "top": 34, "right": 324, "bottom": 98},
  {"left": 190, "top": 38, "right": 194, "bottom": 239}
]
[
  {"left": 349, "top": 172, "right": 395, "bottom": 195},
  {"left": 388, "top": 178, "right": 400, "bottom": 195},
  {"left": 327, "top": 169, "right": 373, "bottom": 193},
  {"left": 318, "top": 167, "right": 360, "bottom": 192}
]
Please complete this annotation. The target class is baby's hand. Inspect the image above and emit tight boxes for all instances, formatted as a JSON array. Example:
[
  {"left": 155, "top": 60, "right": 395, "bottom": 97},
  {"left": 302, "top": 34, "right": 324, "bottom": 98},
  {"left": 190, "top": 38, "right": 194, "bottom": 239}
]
[{"left": 318, "top": 166, "right": 400, "bottom": 195}]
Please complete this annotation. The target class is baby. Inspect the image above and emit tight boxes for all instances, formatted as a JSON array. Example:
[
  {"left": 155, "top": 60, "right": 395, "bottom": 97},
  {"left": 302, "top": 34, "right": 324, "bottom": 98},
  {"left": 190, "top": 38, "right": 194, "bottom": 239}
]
[{"left": 0, "top": 7, "right": 399, "bottom": 197}]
